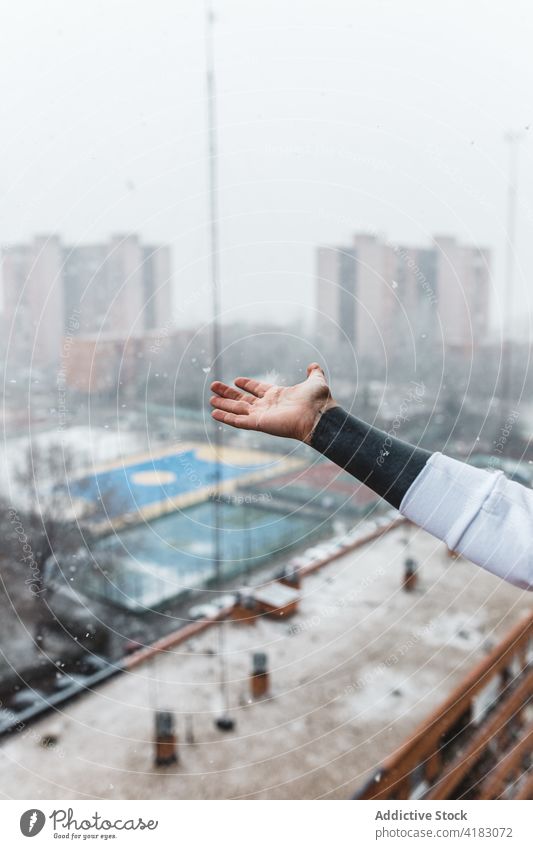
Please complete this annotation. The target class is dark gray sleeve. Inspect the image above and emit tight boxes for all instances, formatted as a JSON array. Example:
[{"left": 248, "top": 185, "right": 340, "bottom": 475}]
[{"left": 310, "top": 405, "right": 432, "bottom": 509}]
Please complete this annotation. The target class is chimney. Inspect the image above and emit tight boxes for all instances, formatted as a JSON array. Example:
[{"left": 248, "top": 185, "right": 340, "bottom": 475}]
[
  {"left": 250, "top": 651, "right": 270, "bottom": 699},
  {"left": 403, "top": 557, "right": 418, "bottom": 593},
  {"left": 154, "top": 710, "right": 178, "bottom": 766}
]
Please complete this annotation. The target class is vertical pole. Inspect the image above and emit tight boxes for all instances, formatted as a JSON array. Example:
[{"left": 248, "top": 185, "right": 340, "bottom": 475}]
[
  {"left": 501, "top": 131, "right": 523, "bottom": 404},
  {"left": 205, "top": 0, "right": 230, "bottom": 724}
]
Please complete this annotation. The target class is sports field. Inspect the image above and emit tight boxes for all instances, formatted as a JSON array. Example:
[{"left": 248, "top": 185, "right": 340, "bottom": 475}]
[
  {"left": 87, "top": 500, "right": 320, "bottom": 610},
  {"left": 69, "top": 442, "right": 316, "bottom": 611},
  {"left": 70, "top": 442, "right": 303, "bottom": 529}
]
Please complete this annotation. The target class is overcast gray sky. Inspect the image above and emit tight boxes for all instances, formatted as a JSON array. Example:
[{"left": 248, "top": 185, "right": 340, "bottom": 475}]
[{"left": 1, "top": 0, "right": 532, "bottom": 332}]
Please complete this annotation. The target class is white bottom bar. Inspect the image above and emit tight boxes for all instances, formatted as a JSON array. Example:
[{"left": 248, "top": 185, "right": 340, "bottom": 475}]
[{"left": 2, "top": 799, "right": 531, "bottom": 848}]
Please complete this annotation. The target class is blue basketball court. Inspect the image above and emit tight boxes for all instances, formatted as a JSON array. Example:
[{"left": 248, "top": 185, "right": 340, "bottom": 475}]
[{"left": 69, "top": 442, "right": 301, "bottom": 526}]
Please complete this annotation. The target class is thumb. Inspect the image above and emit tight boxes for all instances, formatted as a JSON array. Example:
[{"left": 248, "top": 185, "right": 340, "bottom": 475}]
[{"left": 306, "top": 362, "right": 325, "bottom": 379}]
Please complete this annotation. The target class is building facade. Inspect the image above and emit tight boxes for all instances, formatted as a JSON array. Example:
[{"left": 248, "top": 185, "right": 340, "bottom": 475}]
[
  {"left": 316, "top": 233, "right": 490, "bottom": 360},
  {"left": 2, "top": 234, "right": 172, "bottom": 370}
]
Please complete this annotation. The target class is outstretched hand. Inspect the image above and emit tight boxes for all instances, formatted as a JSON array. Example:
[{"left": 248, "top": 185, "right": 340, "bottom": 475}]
[{"left": 210, "top": 362, "right": 337, "bottom": 444}]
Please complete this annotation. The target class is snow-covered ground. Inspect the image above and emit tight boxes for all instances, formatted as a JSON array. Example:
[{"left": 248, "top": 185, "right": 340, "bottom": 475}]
[
  {"left": 0, "top": 524, "right": 529, "bottom": 800},
  {"left": 0, "top": 426, "right": 148, "bottom": 507}
]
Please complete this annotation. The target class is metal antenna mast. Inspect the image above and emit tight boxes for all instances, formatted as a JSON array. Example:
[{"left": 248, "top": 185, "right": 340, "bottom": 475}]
[
  {"left": 205, "top": 0, "right": 232, "bottom": 730},
  {"left": 501, "top": 131, "right": 524, "bottom": 404}
]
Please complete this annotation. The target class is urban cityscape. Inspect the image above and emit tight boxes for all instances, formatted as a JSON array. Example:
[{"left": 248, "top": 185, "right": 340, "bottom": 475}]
[{"left": 0, "top": 0, "right": 532, "bottom": 823}]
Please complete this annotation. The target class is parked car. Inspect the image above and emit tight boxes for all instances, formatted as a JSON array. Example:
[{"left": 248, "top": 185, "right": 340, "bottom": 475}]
[
  {"left": 288, "top": 555, "right": 311, "bottom": 569},
  {"left": 374, "top": 515, "right": 391, "bottom": 528},
  {"left": 468, "top": 454, "right": 532, "bottom": 488},
  {"left": 212, "top": 593, "right": 237, "bottom": 610},
  {"left": 188, "top": 593, "right": 236, "bottom": 621},
  {"left": 9, "top": 688, "right": 48, "bottom": 711},
  {"left": 187, "top": 603, "right": 220, "bottom": 621},
  {"left": 305, "top": 545, "right": 331, "bottom": 560},
  {"left": 53, "top": 674, "right": 86, "bottom": 691}
]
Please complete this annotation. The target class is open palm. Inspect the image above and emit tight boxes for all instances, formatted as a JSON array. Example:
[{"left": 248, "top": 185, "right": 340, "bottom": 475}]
[{"left": 210, "top": 363, "right": 336, "bottom": 443}]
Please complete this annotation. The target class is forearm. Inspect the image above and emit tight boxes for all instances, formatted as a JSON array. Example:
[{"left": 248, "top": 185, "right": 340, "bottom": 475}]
[
  {"left": 400, "top": 453, "right": 533, "bottom": 590},
  {"left": 309, "top": 405, "right": 432, "bottom": 509},
  {"left": 310, "top": 405, "right": 533, "bottom": 591}
]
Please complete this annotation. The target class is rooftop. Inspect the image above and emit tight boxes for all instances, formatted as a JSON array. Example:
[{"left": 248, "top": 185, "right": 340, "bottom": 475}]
[{"left": 0, "top": 523, "right": 529, "bottom": 800}]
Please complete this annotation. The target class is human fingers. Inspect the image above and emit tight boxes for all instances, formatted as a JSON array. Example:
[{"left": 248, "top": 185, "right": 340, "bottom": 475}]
[
  {"left": 234, "top": 376, "right": 272, "bottom": 398},
  {"left": 210, "top": 396, "right": 252, "bottom": 416},
  {"left": 306, "top": 362, "right": 326, "bottom": 379},
  {"left": 211, "top": 409, "right": 254, "bottom": 430},
  {"left": 210, "top": 380, "right": 250, "bottom": 402}
]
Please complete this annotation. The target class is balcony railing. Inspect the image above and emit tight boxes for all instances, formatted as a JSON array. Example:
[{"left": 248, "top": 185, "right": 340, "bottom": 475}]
[{"left": 354, "top": 609, "right": 533, "bottom": 800}]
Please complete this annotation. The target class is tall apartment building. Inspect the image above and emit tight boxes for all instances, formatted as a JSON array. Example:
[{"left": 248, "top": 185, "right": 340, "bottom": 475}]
[
  {"left": 2, "top": 235, "right": 65, "bottom": 367},
  {"left": 2, "top": 234, "right": 172, "bottom": 369},
  {"left": 316, "top": 233, "right": 490, "bottom": 359}
]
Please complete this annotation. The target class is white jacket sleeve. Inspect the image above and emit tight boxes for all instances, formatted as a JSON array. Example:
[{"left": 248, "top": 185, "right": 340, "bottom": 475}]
[{"left": 399, "top": 452, "right": 533, "bottom": 590}]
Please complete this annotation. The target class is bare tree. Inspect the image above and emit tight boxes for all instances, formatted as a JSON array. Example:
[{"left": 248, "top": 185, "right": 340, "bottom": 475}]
[{"left": 12, "top": 441, "right": 97, "bottom": 640}]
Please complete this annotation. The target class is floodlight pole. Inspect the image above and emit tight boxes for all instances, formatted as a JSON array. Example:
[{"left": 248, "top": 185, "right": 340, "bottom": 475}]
[
  {"left": 501, "top": 131, "right": 523, "bottom": 404},
  {"left": 205, "top": 0, "right": 231, "bottom": 728}
]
